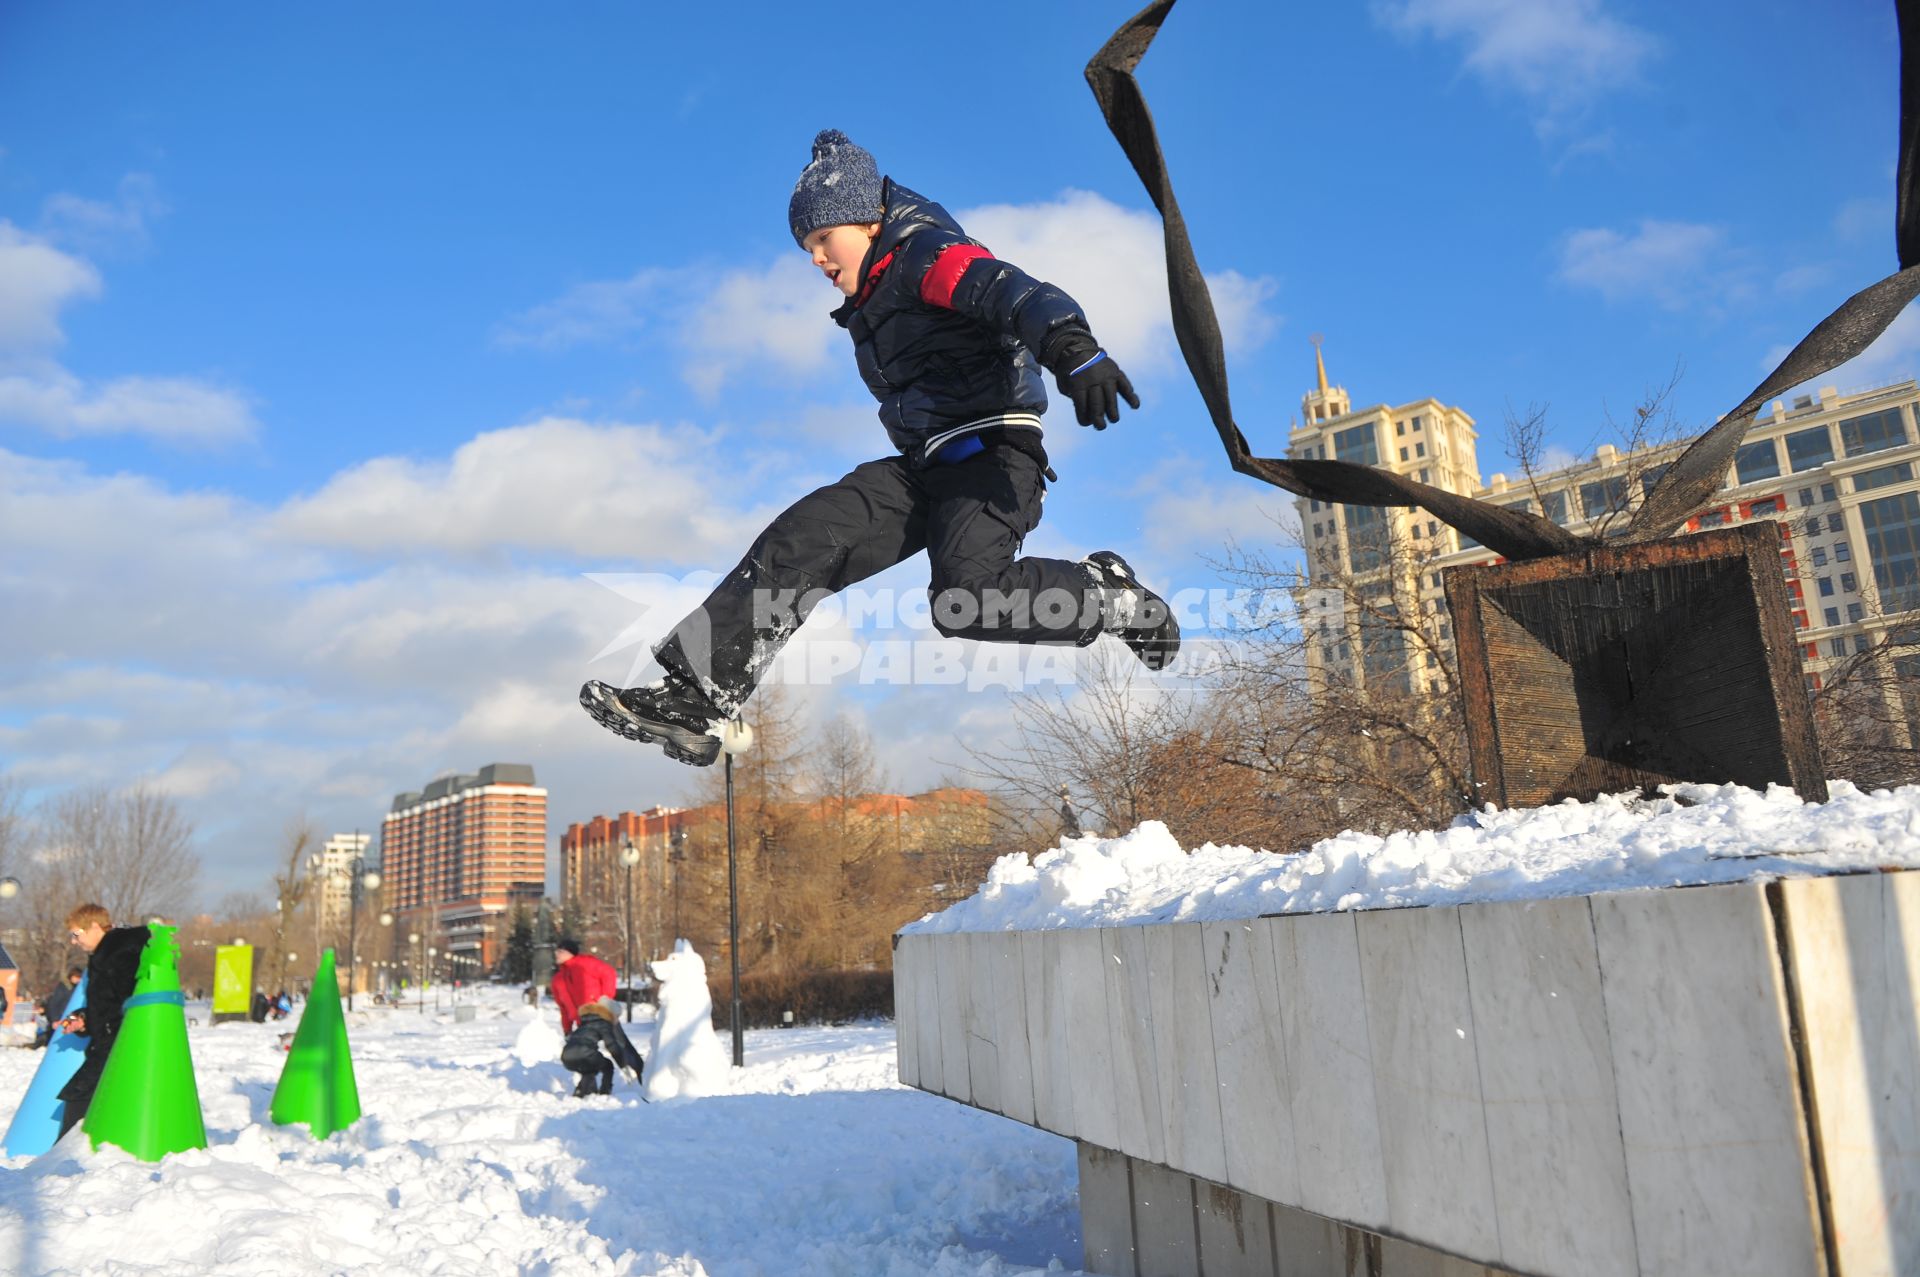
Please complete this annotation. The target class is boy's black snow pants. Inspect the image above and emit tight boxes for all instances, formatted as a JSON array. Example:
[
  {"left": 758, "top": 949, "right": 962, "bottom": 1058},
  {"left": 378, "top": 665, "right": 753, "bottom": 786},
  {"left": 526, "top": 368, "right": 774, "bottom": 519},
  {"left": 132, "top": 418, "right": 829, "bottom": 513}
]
[{"left": 656, "top": 438, "right": 1102, "bottom": 710}]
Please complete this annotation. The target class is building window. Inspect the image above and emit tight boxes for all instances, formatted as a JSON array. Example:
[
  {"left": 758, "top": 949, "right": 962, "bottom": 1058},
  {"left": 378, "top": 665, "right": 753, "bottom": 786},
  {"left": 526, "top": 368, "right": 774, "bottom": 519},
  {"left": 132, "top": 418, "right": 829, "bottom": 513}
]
[
  {"left": 1748, "top": 495, "right": 1784, "bottom": 516},
  {"left": 1847, "top": 602, "right": 1865, "bottom": 623},
  {"left": 1419, "top": 468, "right": 1431, "bottom": 483},
  {"left": 1813, "top": 547, "right": 1829, "bottom": 566},
  {"left": 1399, "top": 447, "right": 1409, "bottom": 462},
  {"left": 1839, "top": 407, "right": 1908, "bottom": 457},
  {"left": 1396, "top": 421, "right": 1406, "bottom": 436},
  {"left": 1637, "top": 463, "right": 1671, "bottom": 496},
  {"left": 1826, "top": 512, "right": 1844, "bottom": 533},
  {"left": 1412, "top": 416, "right": 1424, "bottom": 431},
  {"left": 1428, "top": 521, "right": 1439, "bottom": 536},
  {"left": 1345, "top": 503, "right": 1388, "bottom": 574},
  {"left": 1860, "top": 490, "right": 1920, "bottom": 611},
  {"left": 1735, "top": 440, "right": 1782, "bottom": 484},
  {"left": 1415, "top": 441, "right": 1426, "bottom": 457},
  {"left": 1540, "top": 490, "right": 1570, "bottom": 525},
  {"left": 1818, "top": 576, "right": 1834, "bottom": 597},
  {"left": 1856, "top": 633, "right": 1871, "bottom": 654},
  {"left": 1785, "top": 425, "right": 1836, "bottom": 472},
  {"left": 1842, "top": 571, "right": 1858, "bottom": 591},
  {"left": 1854, "top": 461, "right": 1914, "bottom": 492},
  {"left": 1432, "top": 573, "right": 1444, "bottom": 589},
  {"left": 1581, "top": 477, "right": 1628, "bottom": 520},
  {"left": 1837, "top": 541, "right": 1852, "bottom": 562},
  {"left": 1698, "top": 508, "right": 1728, "bottom": 528},
  {"left": 1825, "top": 607, "right": 1841, "bottom": 627},
  {"left": 1799, "top": 487, "right": 1815, "bottom": 507},
  {"left": 1805, "top": 516, "right": 1822, "bottom": 538},
  {"left": 1334, "top": 423, "right": 1379, "bottom": 466},
  {"left": 1830, "top": 637, "right": 1849, "bottom": 657},
  {"left": 1821, "top": 482, "right": 1838, "bottom": 503}
]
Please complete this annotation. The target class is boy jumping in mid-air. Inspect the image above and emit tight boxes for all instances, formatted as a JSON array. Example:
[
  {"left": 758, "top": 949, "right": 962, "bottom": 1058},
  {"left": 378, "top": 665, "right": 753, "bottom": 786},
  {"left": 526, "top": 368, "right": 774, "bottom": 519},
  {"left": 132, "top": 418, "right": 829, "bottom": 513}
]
[{"left": 582, "top": 129, "right": 1179, "bottom": 765}]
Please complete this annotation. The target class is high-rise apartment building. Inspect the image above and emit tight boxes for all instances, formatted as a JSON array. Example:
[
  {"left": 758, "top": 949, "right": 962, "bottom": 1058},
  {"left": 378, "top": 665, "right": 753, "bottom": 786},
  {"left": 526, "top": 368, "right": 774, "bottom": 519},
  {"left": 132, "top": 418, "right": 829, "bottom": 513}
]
[
  {"left": 1289, "top": 353, "right": 1920, "bottom": 727},
  {"left": 381, "top": 762, "right": 547, "bottom": 971},
  {"left": 311, "top": 831, "right": 372, "bottom": 940}
]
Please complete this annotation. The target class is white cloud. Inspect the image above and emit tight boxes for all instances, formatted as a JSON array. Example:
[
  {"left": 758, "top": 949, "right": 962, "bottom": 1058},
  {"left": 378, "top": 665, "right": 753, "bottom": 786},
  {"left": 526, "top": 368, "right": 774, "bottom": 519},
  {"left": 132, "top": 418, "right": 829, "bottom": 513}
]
[
  {"left": 1556, "top": 219, "right": 1732, "bottom": 310},
  {"left": 0, "top": 364, "right": 258, "bottom": 445},
  {"left": 0, "top": 223, "right": 100, "bottom": 349},
  {"left": 501, "top": 191, "right": 1282, "bottom": 397},
  {"left": 0, "top": 197, "right": 262, "bottom": 447},
  {"left": 958, "top": 191, "right": 1280, "bottom": 369},
  {"left": 273, "top": 415, "right": 777, "bottom": 565},
  {"left": 39, "top": 172, "right": 168, "bottom": 256},
  {"left": 1373, "top": 0, "right": 1658, "bottom": 120}
]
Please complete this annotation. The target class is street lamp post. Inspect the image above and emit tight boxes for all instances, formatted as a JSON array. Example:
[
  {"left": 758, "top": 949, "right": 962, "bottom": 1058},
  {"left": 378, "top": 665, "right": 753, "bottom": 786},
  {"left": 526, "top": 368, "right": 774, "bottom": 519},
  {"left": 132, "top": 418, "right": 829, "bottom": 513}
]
[
  {"left": 409, "top": 932, "right": 422, "bottom": 1013},
  {"left": 429, "top": 947, "right": 440, "bottom": 1011},
  {"left": 378, "top": 912, "right": 394, "bottom": 997},
  {"left": 668, "top": 829, "right": 687, "bottom": 954},
  {"left": 720, "top": 717, "right": 753, "bottom": 1068},
  {"left": 619, "top": 837, "right": 640, "bottom": 1023},
  {"left": 345, "top": 847, "right": 381, "bottom": 1012}
]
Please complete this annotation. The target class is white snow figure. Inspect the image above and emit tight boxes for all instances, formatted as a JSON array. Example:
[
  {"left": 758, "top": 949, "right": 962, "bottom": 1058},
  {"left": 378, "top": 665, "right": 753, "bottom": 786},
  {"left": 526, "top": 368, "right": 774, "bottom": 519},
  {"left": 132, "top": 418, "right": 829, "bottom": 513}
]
[
  {"left": 511, "top": 1006, "right": 563, "bottom": 1069},
  {"left": 644, "top": 939, "right": 731, "bottom": 1100}
]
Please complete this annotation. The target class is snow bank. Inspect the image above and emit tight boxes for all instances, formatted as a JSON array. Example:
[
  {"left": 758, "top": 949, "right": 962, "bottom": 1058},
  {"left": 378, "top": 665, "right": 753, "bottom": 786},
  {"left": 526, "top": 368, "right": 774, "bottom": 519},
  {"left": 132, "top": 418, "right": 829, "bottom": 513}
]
[
  {"left": 644, "top": 941, "right": 731, "bottom": 1102},
  {"left": 0, "top": 988, "right": 1083, "bottom": 1275},
  {"left": 904, "top": 780, "right": 1920, "bottom": 934}
]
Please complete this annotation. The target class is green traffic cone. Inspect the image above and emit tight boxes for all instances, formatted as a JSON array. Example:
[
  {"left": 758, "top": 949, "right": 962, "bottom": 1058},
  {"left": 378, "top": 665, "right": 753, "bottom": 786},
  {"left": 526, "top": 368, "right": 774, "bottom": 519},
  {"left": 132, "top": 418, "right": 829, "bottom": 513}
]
[
  {"left": 269, "top": 948, "right": 361, "bottom": 1139},
  {"left": 82, "top": 923, "right": 208, "bottom": 1160}
]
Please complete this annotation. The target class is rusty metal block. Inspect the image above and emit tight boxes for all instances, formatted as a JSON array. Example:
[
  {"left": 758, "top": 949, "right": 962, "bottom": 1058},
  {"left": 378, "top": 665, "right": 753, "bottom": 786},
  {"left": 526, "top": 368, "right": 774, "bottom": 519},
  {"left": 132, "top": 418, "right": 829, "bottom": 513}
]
[{"left": 1444, "top": 523, "right": 1827, "bottom": 809}]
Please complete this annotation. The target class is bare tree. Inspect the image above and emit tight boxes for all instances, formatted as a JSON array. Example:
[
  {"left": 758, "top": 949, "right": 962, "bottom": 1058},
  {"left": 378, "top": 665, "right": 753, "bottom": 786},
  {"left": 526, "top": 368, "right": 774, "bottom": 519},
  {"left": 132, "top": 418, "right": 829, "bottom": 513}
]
[
  {"left": 269, "top": 819, "right": 316, "bottom": 992},
  {"left": 37, "top": 782, "right": 199, "bottom": 924}
]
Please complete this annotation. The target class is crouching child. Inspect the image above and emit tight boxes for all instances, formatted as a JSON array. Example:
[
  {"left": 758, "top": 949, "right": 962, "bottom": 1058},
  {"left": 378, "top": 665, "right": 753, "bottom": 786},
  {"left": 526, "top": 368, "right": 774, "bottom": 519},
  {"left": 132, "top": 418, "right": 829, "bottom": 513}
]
[{"left": 560, "top": 997, "right": 645, "bottom": 1098}]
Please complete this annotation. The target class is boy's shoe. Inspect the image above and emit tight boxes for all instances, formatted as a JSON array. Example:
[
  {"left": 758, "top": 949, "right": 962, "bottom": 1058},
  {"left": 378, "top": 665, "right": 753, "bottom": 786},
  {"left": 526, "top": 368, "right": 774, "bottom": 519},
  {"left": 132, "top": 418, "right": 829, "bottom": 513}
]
[
  {"left": 579, "top": 673, "right": 724, "bottom": 767},
  {"left": 1083, "top": 551, "right": 1180, "bottom": 671}
]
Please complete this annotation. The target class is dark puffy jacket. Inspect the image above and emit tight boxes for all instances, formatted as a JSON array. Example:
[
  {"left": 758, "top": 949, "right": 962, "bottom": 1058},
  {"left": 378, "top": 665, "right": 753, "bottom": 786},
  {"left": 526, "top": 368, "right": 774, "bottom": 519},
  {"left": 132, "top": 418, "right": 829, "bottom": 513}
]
[{"left": 831, "top": 179, "right": 1094, "bottom": 465}]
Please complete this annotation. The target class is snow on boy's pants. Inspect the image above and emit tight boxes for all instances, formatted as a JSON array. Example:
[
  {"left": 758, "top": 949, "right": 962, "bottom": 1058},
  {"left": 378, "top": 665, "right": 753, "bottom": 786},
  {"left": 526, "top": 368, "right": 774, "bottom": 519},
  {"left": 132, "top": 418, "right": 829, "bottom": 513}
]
[{"left": 657, "top": 440, "right": 1101, "bottom": 711}]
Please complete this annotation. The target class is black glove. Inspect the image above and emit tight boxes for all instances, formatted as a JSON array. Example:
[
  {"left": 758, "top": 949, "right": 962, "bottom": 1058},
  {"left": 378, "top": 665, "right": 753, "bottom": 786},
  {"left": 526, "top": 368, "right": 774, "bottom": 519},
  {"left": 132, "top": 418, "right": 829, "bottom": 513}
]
[{"left": 1046, "top": 334, "right": 1139, "bottom": 428}]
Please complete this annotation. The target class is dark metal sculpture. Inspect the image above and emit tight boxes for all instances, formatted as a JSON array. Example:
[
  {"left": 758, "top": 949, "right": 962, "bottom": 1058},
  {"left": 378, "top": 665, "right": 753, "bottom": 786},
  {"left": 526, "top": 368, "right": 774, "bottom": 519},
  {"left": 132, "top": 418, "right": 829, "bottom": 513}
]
[
  {"left": 1085, "top": 0, "right": 1920, "bottom": 564},
  {"left": 1084, "top": 0, "right": 1918, "bottom": 803}
]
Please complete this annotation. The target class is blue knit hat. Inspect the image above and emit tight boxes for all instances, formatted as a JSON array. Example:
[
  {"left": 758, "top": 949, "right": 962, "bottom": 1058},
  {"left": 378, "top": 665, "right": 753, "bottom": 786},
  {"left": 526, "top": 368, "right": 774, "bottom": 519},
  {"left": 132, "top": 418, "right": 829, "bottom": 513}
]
[{"left": 788, "top": 129, "right": 884, "bottom": 247}]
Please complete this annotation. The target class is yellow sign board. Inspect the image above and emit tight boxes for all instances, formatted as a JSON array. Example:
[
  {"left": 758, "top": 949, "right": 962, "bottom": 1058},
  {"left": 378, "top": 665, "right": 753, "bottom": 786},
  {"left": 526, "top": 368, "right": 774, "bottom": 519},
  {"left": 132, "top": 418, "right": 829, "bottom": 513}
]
[{"left": 213, "top": 944, "right": 253, "bottom": 1017}]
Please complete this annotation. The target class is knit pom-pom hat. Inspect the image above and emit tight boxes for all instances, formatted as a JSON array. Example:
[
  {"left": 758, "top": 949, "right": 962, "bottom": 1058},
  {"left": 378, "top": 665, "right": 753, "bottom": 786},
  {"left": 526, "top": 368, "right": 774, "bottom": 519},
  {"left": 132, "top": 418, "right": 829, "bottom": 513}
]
[{"left": 788, "top": 129, "right": 884, "bottom": 247}]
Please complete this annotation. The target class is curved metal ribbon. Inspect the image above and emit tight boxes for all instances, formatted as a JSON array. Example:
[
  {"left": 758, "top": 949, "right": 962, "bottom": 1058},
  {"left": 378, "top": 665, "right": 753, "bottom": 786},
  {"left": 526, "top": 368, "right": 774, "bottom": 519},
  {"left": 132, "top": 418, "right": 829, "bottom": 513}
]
[{"left": 1086, "top": 0, "right": 1920, "bottom": 562}]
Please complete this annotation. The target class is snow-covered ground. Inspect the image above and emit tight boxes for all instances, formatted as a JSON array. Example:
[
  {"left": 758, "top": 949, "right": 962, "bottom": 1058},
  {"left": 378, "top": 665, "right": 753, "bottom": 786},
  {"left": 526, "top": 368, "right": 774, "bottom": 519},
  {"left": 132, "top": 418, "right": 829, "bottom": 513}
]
[
  {"left": 0, "top": 990, "right": 1083, "bottom": 1276},
  {"left": 905, "top": 781, "right": 1920, "bottom": 933}
]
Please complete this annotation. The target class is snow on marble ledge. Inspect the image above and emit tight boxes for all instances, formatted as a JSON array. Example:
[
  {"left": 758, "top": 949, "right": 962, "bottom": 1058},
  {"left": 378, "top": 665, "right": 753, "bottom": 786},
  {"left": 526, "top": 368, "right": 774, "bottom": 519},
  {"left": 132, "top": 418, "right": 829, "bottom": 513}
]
[{"left": 900, "top": 780, "right": 1920, "bottom": 934}]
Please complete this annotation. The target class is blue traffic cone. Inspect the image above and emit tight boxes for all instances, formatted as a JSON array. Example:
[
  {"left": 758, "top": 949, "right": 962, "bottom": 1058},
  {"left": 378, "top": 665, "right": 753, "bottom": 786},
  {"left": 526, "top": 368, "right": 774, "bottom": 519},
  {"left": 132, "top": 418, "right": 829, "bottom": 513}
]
[{"left": 2, "top": 974, "right": 90, "bottom": 1158}]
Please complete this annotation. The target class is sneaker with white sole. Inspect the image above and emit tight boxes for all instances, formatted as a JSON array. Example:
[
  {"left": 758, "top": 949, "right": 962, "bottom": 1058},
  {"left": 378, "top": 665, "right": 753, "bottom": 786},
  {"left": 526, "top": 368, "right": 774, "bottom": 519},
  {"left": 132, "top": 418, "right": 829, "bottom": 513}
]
[
  {"left": 1083, "top": 550, "right": 1180, "bottom": 671},
  {"left": 579, "top": 673, "right": 725, "bottom": 767}
]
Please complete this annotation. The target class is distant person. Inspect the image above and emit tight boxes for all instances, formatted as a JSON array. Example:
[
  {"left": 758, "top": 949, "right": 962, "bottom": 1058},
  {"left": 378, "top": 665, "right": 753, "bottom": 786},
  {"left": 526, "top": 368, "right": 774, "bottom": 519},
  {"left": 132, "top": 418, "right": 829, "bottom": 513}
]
[
  {"left": 250, "top": 988, "right": 270, "bottom": 1023},
  {"left": 55, "top": 904, "right": 151, "bottom": 1135},
  {"left": 36, "top": 967, "right": 83, "bottom": 1049},
  {"left": 548, "top": 938, "right": 618, "bottom": 1036},
  {"left": 272, "top": 990, "right": 292, "bottom": 1020}
]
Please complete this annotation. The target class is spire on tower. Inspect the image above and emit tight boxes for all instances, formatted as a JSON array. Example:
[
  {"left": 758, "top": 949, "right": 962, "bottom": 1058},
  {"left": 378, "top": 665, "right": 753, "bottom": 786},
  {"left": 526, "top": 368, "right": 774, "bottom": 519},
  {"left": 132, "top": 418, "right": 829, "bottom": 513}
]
[{"left": 1311, "top": 333, "right": 1329, "bottom": 398}]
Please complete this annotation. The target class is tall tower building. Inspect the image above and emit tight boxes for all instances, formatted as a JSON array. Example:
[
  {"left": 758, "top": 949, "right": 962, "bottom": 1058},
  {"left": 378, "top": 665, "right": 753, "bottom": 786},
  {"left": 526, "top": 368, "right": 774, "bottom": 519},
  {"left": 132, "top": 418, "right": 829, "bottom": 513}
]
[
  {"left": 1287, "top": 343, "right": 1482, "bottom": 695},
  {"left": 381, "top": 762, "right": 547, "bottom": 971}
]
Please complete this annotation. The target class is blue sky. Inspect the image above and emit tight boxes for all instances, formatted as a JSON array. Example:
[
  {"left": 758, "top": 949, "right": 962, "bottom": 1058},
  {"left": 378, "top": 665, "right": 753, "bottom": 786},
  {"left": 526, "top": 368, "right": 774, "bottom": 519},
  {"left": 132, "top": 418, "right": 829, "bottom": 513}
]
[{"left": 0, "top": 0, "right": 1906, "bottom": 900}]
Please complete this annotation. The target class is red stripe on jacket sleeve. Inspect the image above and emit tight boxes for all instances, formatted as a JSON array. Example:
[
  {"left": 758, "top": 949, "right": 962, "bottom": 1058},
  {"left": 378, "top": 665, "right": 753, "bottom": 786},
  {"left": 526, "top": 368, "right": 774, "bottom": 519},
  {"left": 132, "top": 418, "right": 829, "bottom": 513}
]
[{"left": 920, "top": 243, "right": 992, "bottom": 309}]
